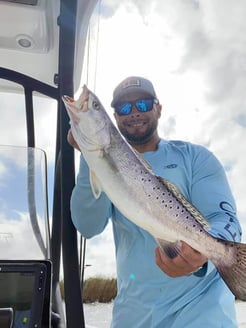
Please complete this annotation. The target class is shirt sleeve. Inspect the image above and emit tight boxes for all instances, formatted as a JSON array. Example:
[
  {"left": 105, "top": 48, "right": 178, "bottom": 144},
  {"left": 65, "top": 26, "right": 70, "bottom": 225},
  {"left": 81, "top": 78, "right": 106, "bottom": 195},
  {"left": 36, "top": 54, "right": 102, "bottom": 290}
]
[
  {"left": 70, "top": 154, "right": 112, "bottom": 238},
  {"left": 190, "top": 145, "right": 242, "bottom": 242}
]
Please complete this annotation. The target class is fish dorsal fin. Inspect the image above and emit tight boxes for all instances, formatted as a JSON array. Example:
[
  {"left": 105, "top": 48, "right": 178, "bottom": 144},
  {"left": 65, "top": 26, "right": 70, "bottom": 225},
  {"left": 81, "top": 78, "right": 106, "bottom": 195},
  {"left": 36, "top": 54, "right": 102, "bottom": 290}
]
[
  {"left": 159, "top": 177, "right": 210, "bottom": 231},
  {"left": 131, "top": 147, "right": 153, "bottom": 171},
  {"left": 89, "top": 170, "right": 102, "bottom": 199}
]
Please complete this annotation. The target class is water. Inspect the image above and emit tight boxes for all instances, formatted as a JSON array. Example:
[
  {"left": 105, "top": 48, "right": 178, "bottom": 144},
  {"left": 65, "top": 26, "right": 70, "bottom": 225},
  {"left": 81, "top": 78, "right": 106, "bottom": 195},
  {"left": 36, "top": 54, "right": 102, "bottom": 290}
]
[
  {"left": 83, "top": 301, "right": 246, "bottom": 328},
  {"left": 236, "top": 301, "right": 246, "bottom": 328},
  {"left": 84, "top": 302, "right": 112, "bottom": 328}
]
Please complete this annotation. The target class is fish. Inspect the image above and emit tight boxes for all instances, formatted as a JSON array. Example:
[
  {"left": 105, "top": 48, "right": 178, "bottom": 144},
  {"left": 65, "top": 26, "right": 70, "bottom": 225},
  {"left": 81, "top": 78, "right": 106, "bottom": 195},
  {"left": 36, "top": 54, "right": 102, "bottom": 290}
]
[{"left": 62, "top": 85, "right": 246, "bottom": 301}]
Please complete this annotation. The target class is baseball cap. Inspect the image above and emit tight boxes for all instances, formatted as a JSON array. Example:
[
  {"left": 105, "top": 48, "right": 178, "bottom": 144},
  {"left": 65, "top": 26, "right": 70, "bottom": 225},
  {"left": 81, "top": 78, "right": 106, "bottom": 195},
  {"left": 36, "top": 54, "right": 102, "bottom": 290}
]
[{"left": 111, "top": 76, "right": 157, "bottom": 107}]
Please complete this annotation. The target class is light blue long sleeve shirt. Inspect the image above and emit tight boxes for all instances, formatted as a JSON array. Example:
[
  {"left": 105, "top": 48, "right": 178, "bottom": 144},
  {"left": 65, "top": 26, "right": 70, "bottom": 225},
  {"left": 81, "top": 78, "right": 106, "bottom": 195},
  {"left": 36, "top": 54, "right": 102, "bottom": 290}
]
[{"left": 71, "top": 139, "right": 242, "bottom": 328}]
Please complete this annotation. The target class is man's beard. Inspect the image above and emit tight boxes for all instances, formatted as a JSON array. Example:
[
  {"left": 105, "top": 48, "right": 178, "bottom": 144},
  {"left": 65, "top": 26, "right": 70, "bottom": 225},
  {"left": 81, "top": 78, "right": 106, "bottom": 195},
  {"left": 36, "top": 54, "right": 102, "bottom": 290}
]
[{"left": 118, "top": 121, "right": 158, "bottom": 146}]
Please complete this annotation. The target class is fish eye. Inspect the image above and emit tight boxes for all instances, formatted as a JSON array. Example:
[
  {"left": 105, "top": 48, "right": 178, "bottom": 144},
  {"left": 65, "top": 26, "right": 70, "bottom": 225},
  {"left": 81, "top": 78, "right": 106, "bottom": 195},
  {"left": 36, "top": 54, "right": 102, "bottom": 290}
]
[{"left": 92, "top": 100, "right": 100, "bottom": 110}]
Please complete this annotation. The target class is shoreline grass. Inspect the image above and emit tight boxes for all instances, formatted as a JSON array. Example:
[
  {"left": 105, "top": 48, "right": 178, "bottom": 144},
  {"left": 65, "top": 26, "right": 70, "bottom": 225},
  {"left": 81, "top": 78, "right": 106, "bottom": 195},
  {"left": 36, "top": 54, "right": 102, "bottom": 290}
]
[{"left": 60, "top": 277, "right": 117, "bottom": 303}]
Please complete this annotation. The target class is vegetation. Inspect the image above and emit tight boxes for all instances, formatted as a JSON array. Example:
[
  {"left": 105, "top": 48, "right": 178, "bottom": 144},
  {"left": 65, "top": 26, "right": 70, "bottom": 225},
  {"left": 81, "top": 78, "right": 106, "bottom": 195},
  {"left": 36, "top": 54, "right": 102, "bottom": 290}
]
[
  {"left": 83, "top": 277, "right": 117, "bottom": 303},
  {"left": 60, "top": 277, "right": 117, "bottom": 303}
]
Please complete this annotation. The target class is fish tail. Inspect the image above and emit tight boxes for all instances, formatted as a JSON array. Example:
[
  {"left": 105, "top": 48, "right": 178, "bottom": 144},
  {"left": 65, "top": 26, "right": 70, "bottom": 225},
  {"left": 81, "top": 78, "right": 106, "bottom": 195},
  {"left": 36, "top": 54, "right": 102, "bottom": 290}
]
[{"left": 213, "top": 239, "right": 246, "bottom": 301}]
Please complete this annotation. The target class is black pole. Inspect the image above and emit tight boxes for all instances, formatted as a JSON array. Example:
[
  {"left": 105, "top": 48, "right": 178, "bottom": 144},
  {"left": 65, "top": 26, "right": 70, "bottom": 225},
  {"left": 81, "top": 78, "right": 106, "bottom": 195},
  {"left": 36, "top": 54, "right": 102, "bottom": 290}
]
[
  {"left": 24, "top": 88, "right": 35, "bottom": 148},
  {"left": 58, "top": 0, "right": 85, "bottom": 327}
]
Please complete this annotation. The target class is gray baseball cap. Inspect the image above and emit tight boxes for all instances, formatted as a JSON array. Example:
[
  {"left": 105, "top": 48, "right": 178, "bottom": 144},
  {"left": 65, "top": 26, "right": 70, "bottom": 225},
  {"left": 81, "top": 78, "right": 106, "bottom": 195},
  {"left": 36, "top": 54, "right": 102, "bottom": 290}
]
[{"left": 111, "top": 76, "right": 157, "bottom": 107}]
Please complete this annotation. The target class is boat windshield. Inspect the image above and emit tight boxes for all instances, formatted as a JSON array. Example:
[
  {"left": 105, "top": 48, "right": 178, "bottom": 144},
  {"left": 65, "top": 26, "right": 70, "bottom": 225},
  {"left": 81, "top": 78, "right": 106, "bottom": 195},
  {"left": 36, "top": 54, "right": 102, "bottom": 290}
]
[{"left": 0, "top": 145, "right": 50, "bottom": 260}]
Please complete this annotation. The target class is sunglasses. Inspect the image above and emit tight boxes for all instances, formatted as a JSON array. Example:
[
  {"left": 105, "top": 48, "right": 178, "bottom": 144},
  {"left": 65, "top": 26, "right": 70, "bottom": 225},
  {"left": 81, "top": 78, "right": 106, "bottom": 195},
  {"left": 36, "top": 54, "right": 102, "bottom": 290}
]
[{"left": 114, "top": 98, "right": 159, "bottom": 116}]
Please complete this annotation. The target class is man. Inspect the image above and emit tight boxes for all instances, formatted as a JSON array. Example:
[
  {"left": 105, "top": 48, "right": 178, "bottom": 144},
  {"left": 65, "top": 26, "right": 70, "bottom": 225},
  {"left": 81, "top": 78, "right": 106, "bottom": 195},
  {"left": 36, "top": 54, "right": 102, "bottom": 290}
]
[{"left": 68, "top": 76, "right": 241, "bottom": 327}]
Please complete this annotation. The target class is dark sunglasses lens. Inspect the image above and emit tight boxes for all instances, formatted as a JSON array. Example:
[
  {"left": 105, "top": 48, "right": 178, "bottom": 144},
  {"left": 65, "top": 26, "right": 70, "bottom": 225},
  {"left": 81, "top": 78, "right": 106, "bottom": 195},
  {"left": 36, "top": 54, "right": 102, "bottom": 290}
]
[
  {"left": 116, "top": 102, "right": 132, "bottom": 115},
  {"left": 135, "top": 99, "right": 153, "bottom": 112}
]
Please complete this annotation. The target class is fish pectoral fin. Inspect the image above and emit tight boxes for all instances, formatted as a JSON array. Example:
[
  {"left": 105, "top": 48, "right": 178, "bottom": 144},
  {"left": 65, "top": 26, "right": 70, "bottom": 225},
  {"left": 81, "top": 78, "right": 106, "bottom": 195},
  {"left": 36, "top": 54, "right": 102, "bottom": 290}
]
[
  {"left": 89, "top": 170, "right": 102, "bottom": 199},
  {"left": 156, "top": 238, "right": 182, "bottom": 259}
]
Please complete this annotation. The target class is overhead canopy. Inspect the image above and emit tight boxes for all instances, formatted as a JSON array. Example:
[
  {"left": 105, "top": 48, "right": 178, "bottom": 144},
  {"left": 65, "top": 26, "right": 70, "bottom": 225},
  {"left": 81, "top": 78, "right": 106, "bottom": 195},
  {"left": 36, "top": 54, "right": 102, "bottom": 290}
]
[{"left": 0, "top": 0, "right": 98, "bottom": 93}]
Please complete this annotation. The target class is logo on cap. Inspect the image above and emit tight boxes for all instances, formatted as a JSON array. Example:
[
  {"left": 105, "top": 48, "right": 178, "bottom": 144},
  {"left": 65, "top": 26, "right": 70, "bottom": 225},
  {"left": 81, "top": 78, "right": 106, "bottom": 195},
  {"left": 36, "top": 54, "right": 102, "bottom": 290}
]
[{"left": 122, "top": 78, "right": 141, "bottom": 89}]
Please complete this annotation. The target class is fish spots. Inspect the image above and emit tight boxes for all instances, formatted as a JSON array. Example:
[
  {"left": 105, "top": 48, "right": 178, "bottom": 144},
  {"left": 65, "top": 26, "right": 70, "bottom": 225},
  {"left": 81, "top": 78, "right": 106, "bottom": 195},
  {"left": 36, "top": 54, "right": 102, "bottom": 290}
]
[
  {"left": 139, "top": 170, "right": 153, "bottom": 184},
  {"left": 130, "top": 273, "right": 135, "bottom": 280}
]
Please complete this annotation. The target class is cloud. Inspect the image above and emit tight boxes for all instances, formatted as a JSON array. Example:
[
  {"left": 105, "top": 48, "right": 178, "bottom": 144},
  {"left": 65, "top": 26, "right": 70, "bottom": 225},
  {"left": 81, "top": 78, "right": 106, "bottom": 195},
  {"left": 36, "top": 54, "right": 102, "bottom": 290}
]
[
  {"left": 0, "top": 92, "right": 57, "bottom": 165},
  {"left": 79, "top": 0, "right": 246, "bottom": 276},
  {"left": 0, "top": 93, "right": 27, "bottom": 147},
  {"left": 235, "top": 114, "right": 246, "bottom": 128},
  {"left": 0, "top": 211, "right": 47, "bottom": 259},
  {"left": 83, "top": 222, "right": 116, "bottom": 278}
]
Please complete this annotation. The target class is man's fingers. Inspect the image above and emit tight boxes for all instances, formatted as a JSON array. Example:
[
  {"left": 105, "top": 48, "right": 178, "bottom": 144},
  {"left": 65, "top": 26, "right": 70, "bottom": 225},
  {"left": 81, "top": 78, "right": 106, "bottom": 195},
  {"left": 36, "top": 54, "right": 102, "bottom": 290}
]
[
  {"left": 155, "top": 247, "right": 184, "bottom": 277},
  {"left": 155, "top": 243, "right": 208, "bottom": 278},
  {"left": 180, "top": 242, "right": 207, "bottom": 270}
]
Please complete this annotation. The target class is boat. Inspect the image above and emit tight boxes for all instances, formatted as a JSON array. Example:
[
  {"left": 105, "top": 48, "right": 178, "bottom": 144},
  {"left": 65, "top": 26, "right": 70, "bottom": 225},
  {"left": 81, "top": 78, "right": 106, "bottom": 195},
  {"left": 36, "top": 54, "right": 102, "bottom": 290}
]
[{"left": 0, "top": 0, "right": 98, "bottom": 327}]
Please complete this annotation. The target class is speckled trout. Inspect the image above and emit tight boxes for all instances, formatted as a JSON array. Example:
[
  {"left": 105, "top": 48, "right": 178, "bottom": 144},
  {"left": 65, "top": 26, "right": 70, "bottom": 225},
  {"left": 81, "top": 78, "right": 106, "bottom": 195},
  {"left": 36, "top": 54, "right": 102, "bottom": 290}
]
[{"left": 62, "top": 86, "right": 246, "bottom": 300}]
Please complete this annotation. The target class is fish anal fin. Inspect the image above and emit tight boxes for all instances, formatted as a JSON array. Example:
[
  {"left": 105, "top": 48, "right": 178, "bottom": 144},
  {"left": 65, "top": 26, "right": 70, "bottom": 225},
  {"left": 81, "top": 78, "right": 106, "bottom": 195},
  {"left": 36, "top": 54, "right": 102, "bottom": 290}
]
[{"left": 157, "top": 238, "right": 182, "bottom": 259}]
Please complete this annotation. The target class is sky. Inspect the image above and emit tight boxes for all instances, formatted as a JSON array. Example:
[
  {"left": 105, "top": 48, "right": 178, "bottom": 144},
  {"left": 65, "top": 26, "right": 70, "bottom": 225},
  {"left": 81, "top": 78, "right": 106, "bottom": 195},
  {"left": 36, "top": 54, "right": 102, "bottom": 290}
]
[
  {"left": 81, "top": 0, "right": 246, "bottom": 278},
  {"left": 0, "top": 0, "right": 246, "bottom": 278}
]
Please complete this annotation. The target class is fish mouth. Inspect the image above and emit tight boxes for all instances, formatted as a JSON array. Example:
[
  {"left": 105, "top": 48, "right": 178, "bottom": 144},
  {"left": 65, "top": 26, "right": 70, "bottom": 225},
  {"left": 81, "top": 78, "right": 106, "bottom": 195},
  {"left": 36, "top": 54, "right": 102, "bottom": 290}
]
[
  {"left": 62, "top": 95, "right": 74, "bottom": 105},
  {"left": 63, "top": 95, "right": 72, "bottom": 100}
]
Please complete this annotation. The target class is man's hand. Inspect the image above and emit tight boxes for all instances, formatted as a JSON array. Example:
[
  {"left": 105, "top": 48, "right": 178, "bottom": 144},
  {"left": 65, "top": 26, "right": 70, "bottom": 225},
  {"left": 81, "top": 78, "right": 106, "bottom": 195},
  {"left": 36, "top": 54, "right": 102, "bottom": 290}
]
[
  {"left": 155, "top": 241, "right": 207, "bottom": 277},
  {"left": 67, "top": 129, "right": 80, "bottom": 151}
]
